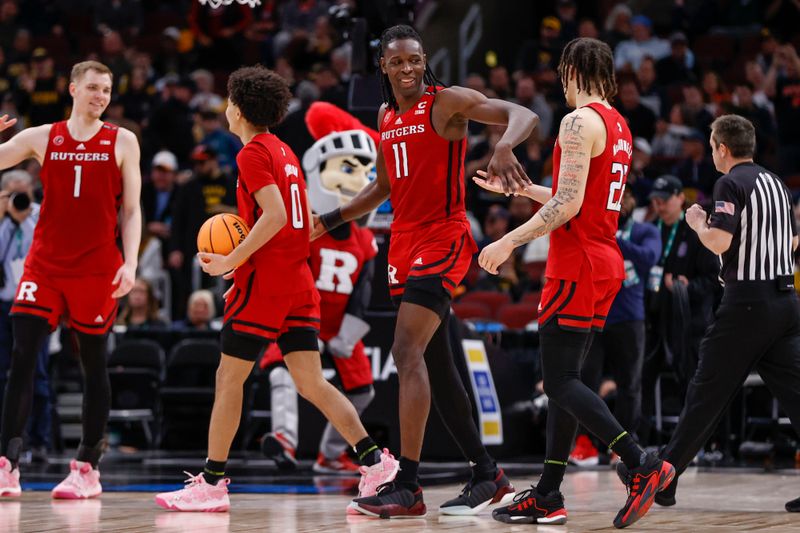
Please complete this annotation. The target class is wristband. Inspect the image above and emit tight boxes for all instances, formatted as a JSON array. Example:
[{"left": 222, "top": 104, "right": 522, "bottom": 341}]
[{"left": 319, "top": 208, "right": 345, "bottom": 230}]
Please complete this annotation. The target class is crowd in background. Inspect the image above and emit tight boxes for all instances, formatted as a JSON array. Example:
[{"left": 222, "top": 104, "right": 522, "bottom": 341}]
[{"left": 0, "top": 0, "right": 799, "bottom": 454}]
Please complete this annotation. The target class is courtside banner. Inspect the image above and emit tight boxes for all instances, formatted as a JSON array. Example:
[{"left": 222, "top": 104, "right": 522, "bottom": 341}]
[{"left": 462, "top": 339, "right": 503, "bottom": 445}]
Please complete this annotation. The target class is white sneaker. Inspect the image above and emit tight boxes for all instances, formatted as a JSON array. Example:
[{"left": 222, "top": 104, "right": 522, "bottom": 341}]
[
  {"left": 52, "top": 460, "right": 102, "bottom": 499},
  {"left": 155, "top": 472, "right": 230, "bottom": 512}
]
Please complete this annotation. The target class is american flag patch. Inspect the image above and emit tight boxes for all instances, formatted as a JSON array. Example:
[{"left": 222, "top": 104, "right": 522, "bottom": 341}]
[{"left": 715, "top": 201, "right": 735, "bottom": 215}]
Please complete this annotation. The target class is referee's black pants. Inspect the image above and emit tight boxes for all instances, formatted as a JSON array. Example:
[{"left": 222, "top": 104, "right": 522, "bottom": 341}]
[{"left": 664, "top": 284, "right": 800, "bottom": 474}]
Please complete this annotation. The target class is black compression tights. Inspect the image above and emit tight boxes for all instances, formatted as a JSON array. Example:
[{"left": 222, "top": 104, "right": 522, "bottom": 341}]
[
  {"left": 0, "top": 317, "right": 110, "bottom": 466},
  {"left": 425, "top": 313, "right": 491, "bottom": 467}
]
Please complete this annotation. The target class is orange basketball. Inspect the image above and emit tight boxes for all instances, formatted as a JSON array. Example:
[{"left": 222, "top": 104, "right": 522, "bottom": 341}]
[{"left": 197, "top": 213, "right": 250, "bottom": 256}]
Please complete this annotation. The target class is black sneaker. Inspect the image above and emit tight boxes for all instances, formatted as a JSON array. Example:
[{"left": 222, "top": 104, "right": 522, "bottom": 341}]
[
  {"left": 613, "top": 452, "right": 675, "bottom": 529},
  {"left": 440, "top": 468, "right": 516, "bottom": 516},
  {"left": 350, "top": 482, "right": 426, "bottom": 519},
  {"left": 260, "top": 432, "right": 297, "bottom": 470},
  {"left": 616, "top": 460, "right": 678, "bottom": 506},
  {"left": 492, "top": 486, "right": 567, "bottom": 525},
  {"left": 787, "top": 496, "right": 800, "bottom": 512}
]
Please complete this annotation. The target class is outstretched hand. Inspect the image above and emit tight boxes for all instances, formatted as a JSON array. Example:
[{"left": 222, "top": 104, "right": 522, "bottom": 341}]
[
  {"left": 486, "top": 144, "right": 531, "bottom": 195},
  {"left": 473, "top": 169, "right": 522, "bottom": 196},
  {"left": 0, "top": 115, "right": 18, "bottom": 133}
]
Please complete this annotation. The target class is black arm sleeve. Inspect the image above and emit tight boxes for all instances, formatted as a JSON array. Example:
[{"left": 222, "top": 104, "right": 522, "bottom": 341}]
[{"left": 345, "top": 258, "right": 374, "bottom": 319}]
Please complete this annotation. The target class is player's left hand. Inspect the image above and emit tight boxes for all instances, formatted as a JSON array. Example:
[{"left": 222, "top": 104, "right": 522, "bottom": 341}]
[
  {"left": 685, "top": 203, "right": 707, "bottom": 231},
  {"left": 479, "top": 237, "right": 515, "bottom": 275},
  {"left": 111, "top": 262, "right": 136, "bottom": 298},
  {"left": 197, "top": 252, "right": 234, "bottom": 277},
  {"left": 486, "top": 143, "right": 531, "bottom": 195}
]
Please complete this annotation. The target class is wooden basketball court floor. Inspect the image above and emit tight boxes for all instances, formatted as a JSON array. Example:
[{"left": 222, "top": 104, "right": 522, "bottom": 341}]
[{"left": 2, "top": 467, "right": 798, "bottom": 532}]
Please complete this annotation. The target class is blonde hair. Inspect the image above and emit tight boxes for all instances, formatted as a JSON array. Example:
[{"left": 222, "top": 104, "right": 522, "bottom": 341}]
[
  {"left": 70, "top": 61, "right": 113, "bottom": 84},
  {"left": 188, "top": 289, "right": 216, "bottom": 317}
]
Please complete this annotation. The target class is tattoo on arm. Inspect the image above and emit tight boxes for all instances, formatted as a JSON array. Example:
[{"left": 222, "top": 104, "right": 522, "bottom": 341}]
[{"left": 510, "top": 115, "right": 589, "bottom": 246}]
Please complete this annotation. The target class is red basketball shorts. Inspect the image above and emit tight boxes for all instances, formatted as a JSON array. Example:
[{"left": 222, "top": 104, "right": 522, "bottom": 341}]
[
  {"left": 223, "top": 271, "right": 321, "bottom": 344},
  {"left": 538, "top": 260, "right": 622, "bottom": 333},
  {"left": 10, "top": 268, "right": 118, "bottom": 335},
  {"left": 387, "top": 218, "right": 477, "bottom": 307}
]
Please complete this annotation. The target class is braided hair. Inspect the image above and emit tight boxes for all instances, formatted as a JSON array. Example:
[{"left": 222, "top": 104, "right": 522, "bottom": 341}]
[
  {"left": 557, "top": 37, "right": 617, "bottom": 101},
  {"left": 379, "top": 24, "right": 445, "bottom": 111}
]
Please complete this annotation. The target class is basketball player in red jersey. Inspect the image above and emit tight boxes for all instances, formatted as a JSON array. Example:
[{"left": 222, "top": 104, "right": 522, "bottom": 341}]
[
  {"left": 477, "top": 38, "right": 674, "bottom": 528},
  {"left": 0, "top": 61, "right": 141, "bottom": 499},
  {"left": 259, "top": 127, "right": 380, "bottom": 474},
  {"left": 312, "top": 25, "right": 537, "bottom": 518},
  {"left": 156, "top": 66, "right": 396, "bottom": 513}
]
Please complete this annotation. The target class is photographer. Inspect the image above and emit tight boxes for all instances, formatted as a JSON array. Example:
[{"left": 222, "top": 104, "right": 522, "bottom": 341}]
[{"left": 0, "top": 170, "right": 50, "bottom": 461}]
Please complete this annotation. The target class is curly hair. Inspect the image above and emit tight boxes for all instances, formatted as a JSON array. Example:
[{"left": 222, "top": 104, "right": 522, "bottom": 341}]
[
  {"left": 227, "top": 65, "right": 291, "bottom": 128},
  {"left": 557, "top": 37, "right": 617, "bottom": 101},
  {"left": 379, "top": 24, "right": 445, "bottom": 111}
]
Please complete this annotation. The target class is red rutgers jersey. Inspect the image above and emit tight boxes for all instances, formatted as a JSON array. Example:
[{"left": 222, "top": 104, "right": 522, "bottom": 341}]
[
  {"left": 27, "top": 121, "right": 123, "bottom": 276},
  {"left": 380, "top": 86, "right": 467, "bottom": 232},
  {"left": 546, "top": 103, "right": 632, "bottom": 281},
  {"left": 310, "top": 223, "right": 377, "bottom": 339},
  {"left": 234, "top": 132, "right": 314, "bottom": 294}
]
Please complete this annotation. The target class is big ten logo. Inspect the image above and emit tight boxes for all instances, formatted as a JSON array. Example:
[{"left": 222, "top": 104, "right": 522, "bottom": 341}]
[
  {"left": 365, "top": 346, "right": 397, "bottom": 381},
  {"left": 16, "top": 281, "right": 38, "bottom": 302},
  {"left": 316, "top": 249, "right": 358, "bottom": 294}
]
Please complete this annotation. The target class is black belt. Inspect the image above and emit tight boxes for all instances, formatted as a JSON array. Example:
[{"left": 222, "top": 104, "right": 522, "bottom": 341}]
[{"left": 723, "top": 276, "right": 796, "bottom": 300}]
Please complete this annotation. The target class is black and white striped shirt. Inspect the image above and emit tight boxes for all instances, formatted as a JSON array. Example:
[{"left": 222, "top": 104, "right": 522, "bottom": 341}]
[{"left": 709, "top": 162, "right": 797, "bottom": 284}]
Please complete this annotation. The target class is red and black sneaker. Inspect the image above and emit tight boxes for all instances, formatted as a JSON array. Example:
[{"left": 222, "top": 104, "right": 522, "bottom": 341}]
[
  {"left": 350, "top": 482, "right": 426, "bottom": 519},
  {"left": 440, "top": 468, "right": 516, "bottom": 515},
  {"left": 492, "top": 486, "right": 567, "bottom": 525},
  {"left": 613, "top": 453, "right": 675, "bottom": 529}
]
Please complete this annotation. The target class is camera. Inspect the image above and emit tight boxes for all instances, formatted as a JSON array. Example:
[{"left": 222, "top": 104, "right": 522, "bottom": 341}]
[{"left": 9, "top": 192, "right": 30, "bottom": 211}]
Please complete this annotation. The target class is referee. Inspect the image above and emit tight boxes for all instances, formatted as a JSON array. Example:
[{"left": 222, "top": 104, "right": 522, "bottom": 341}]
[{"left": 619, "top": 114, "right": 800, "bottom": 513}]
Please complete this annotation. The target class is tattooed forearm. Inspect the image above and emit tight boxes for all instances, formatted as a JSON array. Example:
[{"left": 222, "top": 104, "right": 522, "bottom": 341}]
[{"left": 505, "top": 112, "right": 590, "bottom": 247}]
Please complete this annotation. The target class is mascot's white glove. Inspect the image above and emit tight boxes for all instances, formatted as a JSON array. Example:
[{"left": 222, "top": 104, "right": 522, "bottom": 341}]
[{"left": 327, "top": 314, "right": 371, "bottom": 359}]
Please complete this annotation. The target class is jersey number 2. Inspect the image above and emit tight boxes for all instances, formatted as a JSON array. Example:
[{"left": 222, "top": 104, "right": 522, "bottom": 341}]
[
  {"left": 73, "top": 165, "right": 82, "bottom": 198},
  {"left": 290, "top": 183, "right": 304, "bottom": 229},
  {"left": 607, "top": 162, "right": 627, "bottom": 211}
]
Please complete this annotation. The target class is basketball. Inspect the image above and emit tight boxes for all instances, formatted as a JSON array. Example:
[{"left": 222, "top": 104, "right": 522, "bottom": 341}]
[{"left": 196, "top": 213, "right": 250, "bottom": 256}]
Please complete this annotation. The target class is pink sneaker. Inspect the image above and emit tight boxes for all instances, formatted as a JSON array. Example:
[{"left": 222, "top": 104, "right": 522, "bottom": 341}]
[
  {"left": 347, "top": 448, "right": 399, "bottom": 514},
  {"left": 155, "top": 472, "right": 230, "bottom": 512},
  {"left": 52, "top": 460, "right": 102, "bottom": 499},
  {"left": 0, "top": 456, "right": 21, "bottom": 497}
]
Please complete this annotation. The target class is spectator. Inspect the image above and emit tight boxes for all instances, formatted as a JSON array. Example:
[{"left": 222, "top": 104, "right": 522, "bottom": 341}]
[
  {"left": 656, "top": 32, "right": 696, "bottom": 87},
  {"left": 118, "top": 66, "right": 155, "bottom": 124},
  {"left": 189, "top": 2, "right": 253, "bottom": 70},
  {"left": 744, "top": 60, "right": 775, "bottom": 116},
  {"left": 6, "top": 28, "right": 32, "bottom": 79},
  {"left": 637, "top": 56, "right": 664, "bottom": 117},
  {"left": 168, "top": 145, "right": 236, "bottom": 317},
  {"left": 614, "top": 15, "right": 670, "bottom": 72},
  {"left": 477, "top": 205, "right": 511, "bottom": 251},
  {"left": 273, "top": 0, "right": 330, "bottom": 58},
  {"left": 0, "top": 0, "right": 20, "bottom": 52},
  {"left": 153, "top": 27, "right": 190, "bottom": 77},
  {"left": 100, "top": 30, "right": 132, "bottom": 88},
  {"left": 172, "top": 289, "right": 216, "bottom": 331},
  {"left": 94, "top": 0, "right": 143, "bottom": 38},
  {"left": 189, "top": 69, "right": 224, "bottom": 113},
  {"left": 142, "top": 151, "right": 179, "bottom": 251},
  {"left": 330, "top": 43, "right": 352, "bottom": 84},
  {"left": 651, "top": 103, "right": 693, "bottom": 157},
  {"left": 555, "top": 0, "right": 578, "bottom": 42},
  {"left": 465, "top": 72, "right": 487, "bottom": 94},
  {"left": 508, "top": 196, "right": 535, "bottom": 231},
  {"left": 104, "top": 97, "right": 141, "bottom": 141},
  {"left": 516, "top": 17, "right": 563, "bottom": 72},
  {"left": 473, "top": 252, "right": 531, "bottom": 302},
  {"left": 701, "top": 70, "right": 730, "bottom": 116},
  {"left": 681, "top": 84, "right": 714, "bottom": 137},
  {"left": 146, "top": 76, "right": 196, "bottom": 167},
  {"left": 245, "top": 0, "right": 280, "bottom": 67},
  {"left": 116, "top": 278, "right": 168, "bottom": 330},
  {"left": 312, "top": 63, "right": 347, "bottom": 109},
  {"left": 580, "top": 187, "right": 661, "bottom": 444},
  {"left": 0, "top": 170, "right": 51, "bottom": 461},
  {"left": 602, "top": 3, "right": 632, "bottom": 50},
  {"left": 627, "top": 137, "right": 661, "bottom": 205},
  {"left": 617, "top": 78, "right": 657, "bottom": 141},
  {"left": 514, "top": 134, "right": 544, "bottom": 182},
  {"left": 577, "top": 17, "right": 599, "bottom": 39},
  {"left": 766, "top": 43, "right": 800, "bottom": 175},
  {"left": 729, "top": 82, "right": 775, "bottom": 161},
  {"left": 198, "top": 110, "right": 242, "bottom": 174},
  {"left": 641, "top": 175, "right": 720, "bottom": 443},
  {"left": 0, "top": 48, "right": 12, "bottom": 105},
  {"left": 671, "top": 129, "right": 719, "bottom": 198},
  {"left": 15, "top": 48, "right": 68, "bottom": 126},
  {"left": 512, "top": 76, "right": 553, "bottom": 141},
  {"left": 488, "top": 65, "right": 511, "bottom": 100},
  {"left": 756, "top": 28, "right": 779, "bottom": 73}
]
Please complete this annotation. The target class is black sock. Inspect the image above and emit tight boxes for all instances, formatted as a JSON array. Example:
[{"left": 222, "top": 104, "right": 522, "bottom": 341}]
[
  {"left": 536, "top": 459, "right": 567, "bottom": 495},
  {"left": 610, "top": 432, "right": 645, "bottom": 469},
  {"left": 2, "top": 437, "right": 23, "bottom": 470},
  {"left": 470, "top": 456, "right": 496, "bottom": 481},
  {"left": 396, "top": 456, "right": 419, "bottom": 489},
  {"left": 204, "top": 458, "right": 227, "bottom": 485},
  {"left": 353, "top": 436, "right": 380, "bottom": 467}
]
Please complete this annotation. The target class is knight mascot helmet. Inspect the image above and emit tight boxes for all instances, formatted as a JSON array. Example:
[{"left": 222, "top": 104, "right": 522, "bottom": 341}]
[{"left": 302, "top": 102, "right": 381, "bottom": 224}]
